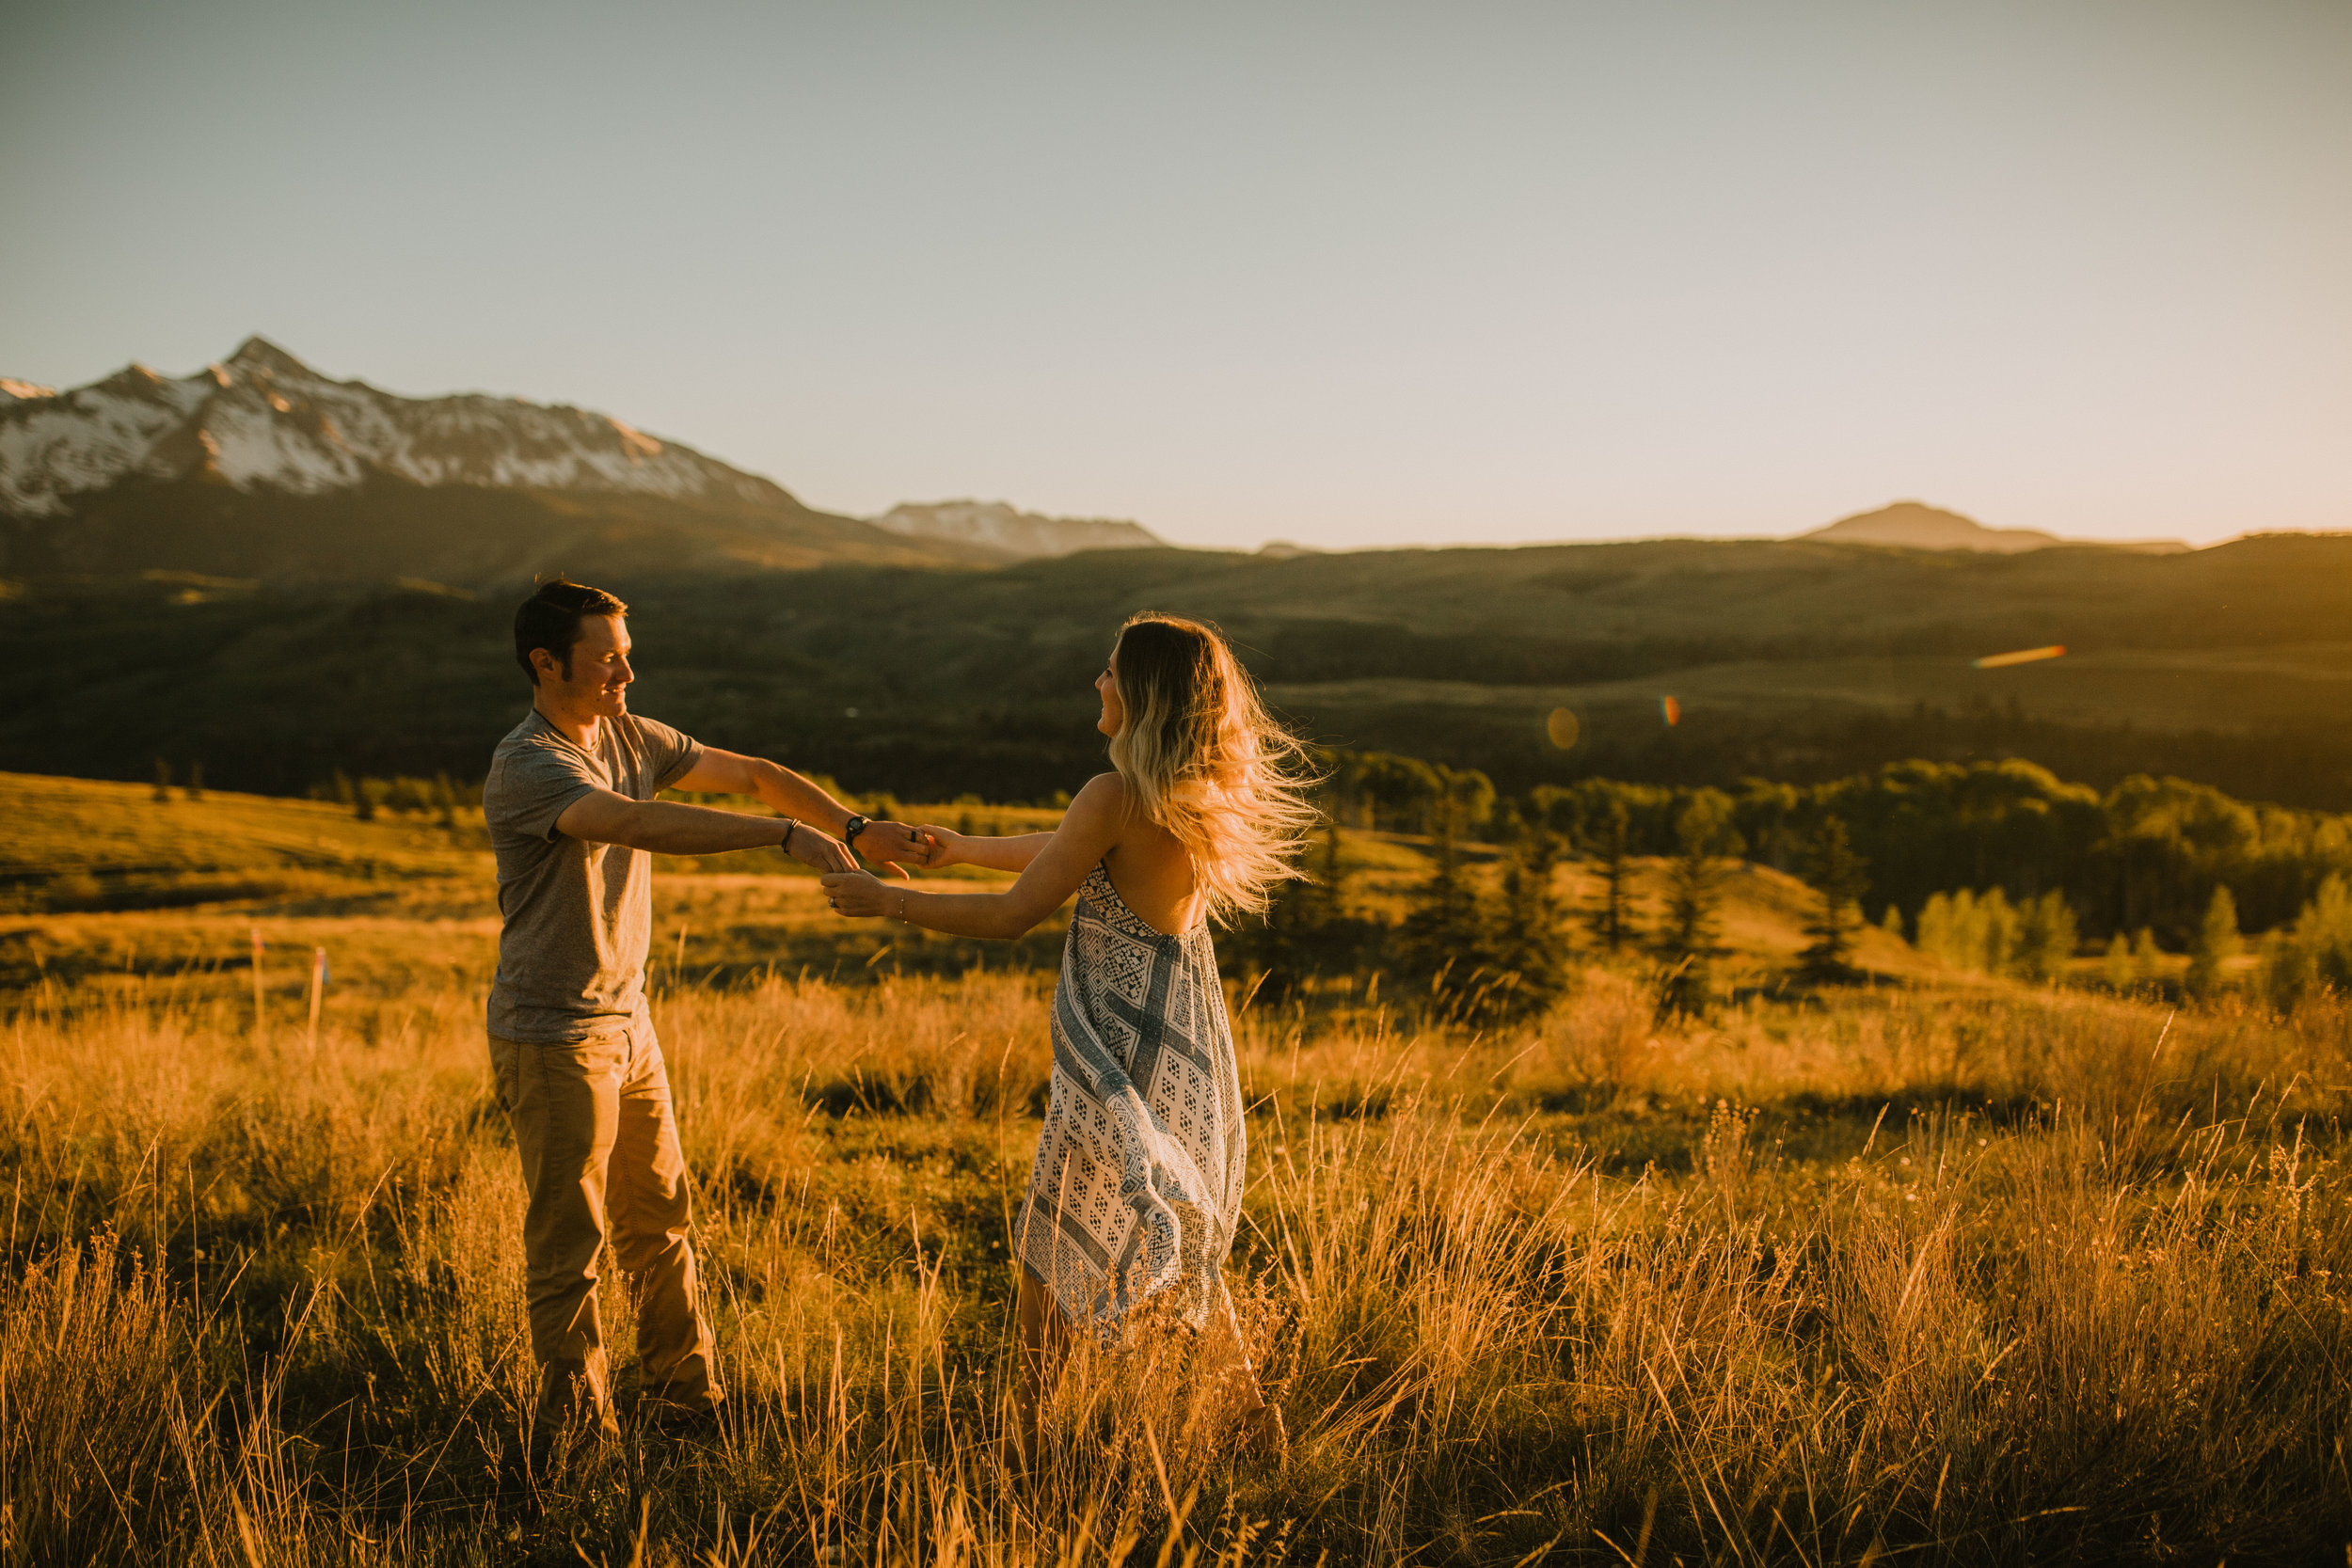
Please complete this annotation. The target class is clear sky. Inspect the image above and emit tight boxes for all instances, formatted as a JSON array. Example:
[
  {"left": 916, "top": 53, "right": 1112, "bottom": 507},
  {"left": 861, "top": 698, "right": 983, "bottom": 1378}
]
[{"left": 3, "top": 0, "right": 2345, "bottom": 551}]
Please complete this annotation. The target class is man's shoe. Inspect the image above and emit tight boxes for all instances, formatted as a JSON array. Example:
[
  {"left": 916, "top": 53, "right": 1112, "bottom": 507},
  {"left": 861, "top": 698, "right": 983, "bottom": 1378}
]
[
  {"left": 529, "top": 1403, "right": 621, "bottom": 1490},
  {"left": 639, "top": 1397, "right": 723, "bottom": 1441},
  {"left": 532, "top": 1358, "right": 620, "bottom": 1478}
]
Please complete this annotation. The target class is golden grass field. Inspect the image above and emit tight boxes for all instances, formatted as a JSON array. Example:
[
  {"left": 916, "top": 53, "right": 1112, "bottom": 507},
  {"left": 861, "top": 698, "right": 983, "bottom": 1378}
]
[{"left": 3, "top": 773, "right": 2349, "bottom": 1565}]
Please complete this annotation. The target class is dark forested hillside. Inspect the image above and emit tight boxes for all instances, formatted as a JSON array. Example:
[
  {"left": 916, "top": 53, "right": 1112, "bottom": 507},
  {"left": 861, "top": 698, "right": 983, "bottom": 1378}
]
[{"left": 14, "top": 531, "right": 2352, "bottom": 807}]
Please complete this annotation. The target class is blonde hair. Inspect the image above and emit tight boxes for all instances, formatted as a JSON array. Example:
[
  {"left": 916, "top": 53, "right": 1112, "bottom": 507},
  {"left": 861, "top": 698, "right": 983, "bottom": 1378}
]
[{"left": 1104, "top": 613, "right": 1319, "bottom": 923}]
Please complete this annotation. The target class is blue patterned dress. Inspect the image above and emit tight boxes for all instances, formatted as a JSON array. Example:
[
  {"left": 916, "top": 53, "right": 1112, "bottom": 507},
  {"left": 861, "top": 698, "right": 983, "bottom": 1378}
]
[{"left": 1017, "top": 862, "right": 1246, "bottom": 1333}]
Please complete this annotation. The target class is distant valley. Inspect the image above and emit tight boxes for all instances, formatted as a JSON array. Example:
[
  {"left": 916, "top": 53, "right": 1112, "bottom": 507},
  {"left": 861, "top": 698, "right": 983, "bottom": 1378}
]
[{"left": 15, "top": 528, "right": 2352, "bottom": 813}]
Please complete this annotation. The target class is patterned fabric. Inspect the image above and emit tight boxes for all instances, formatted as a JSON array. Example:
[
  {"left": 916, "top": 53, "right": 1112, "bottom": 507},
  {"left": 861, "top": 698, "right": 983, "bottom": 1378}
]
[{"left": 1018, "top": 862, "right": 1246, "bottom": 1334}]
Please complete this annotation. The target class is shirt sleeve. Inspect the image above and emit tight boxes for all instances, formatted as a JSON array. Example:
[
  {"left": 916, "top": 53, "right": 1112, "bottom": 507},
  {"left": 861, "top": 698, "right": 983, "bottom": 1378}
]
[
  {"left": 486, "top": 741, "right": 602, "bottom": 845},
  {"left": 634, "top": 716, "right": 705, "bottom": 794}
]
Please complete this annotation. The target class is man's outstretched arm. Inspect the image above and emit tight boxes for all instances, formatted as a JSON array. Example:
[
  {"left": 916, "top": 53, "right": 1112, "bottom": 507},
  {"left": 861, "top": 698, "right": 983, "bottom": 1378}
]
[
  {"left": 671, "top": 747, "right": 930, "bottom": 871},
  {"left": 555, "top": 787, "right": 857, "bottom": 871},
  {"left": 672, "top": 748, "right": 855, "bottom": 834}
]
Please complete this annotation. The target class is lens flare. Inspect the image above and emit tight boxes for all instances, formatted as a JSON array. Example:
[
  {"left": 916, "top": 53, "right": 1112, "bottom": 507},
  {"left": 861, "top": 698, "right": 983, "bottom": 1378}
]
[
  {"left": 1660, "top": 695, "right": 1680, "bottom": 727},
  {"left": 1545, "top": 707, "right": 1581, "bottom": 749},
  {"left": 1971, "top": 644, "right": 2066, "bottom": 670}
]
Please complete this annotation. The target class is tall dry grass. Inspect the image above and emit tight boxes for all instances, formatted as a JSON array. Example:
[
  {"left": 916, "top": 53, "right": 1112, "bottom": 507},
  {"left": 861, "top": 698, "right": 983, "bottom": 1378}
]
[{"left": 3, "top": 963, "right": 2350, "bottom": 1563}]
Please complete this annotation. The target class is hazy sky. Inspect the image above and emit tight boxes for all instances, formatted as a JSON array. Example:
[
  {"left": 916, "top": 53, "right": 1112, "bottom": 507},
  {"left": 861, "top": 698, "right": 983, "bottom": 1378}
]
[{"left": 3, "top": 1, "right": 2345, "bottom": 550}]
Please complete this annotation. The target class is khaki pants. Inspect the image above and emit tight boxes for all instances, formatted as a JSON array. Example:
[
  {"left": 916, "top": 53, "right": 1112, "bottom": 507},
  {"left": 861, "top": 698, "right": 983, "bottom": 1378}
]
[{"left": 488, "top": 1019, "right": 722, "bottom": 1435}]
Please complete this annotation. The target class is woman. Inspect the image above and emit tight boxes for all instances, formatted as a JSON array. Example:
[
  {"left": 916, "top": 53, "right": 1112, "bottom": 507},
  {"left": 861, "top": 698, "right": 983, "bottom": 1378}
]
[{"left": 820, "top": 612, "right": 1314, "bottom": 1456}]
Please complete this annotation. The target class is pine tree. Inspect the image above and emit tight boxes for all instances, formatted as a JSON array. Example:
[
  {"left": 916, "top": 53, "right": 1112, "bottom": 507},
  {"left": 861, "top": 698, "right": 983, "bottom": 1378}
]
[
  {"left": 2132, "top": 927, "right": 2164, "bottom": 984},
  {"left": 2185, "top": 884, "right": 2241, "bottom": 1001},
  {"left": 1399, "top": 807, "right": 1487, "bottom": 1006},
  {"left": 1586, "top": 797, "right": 1633, "bottom": 955},
  {"left": 336, "top": 769, "right": 375, "bottom": 822},
  {"left": 1281, "top": 806, "right": 1345, "bottom": 935},
  {"left": 435, "top": 769, "right": 460, "bottom": 831},
  {"left": 1799, "top": 816, "right": 1869, "bottom": 980},
  {"left": 2013, "top": 891, "right": 2078, "bottom": 982},
  {"left": 1490, "top": 816, "right": 1570, "bottom": 1019},
  {"left": 183, "top": 760, "right": 204, "bottom": 802},
  {"left": 2261, "top": 875, "right": 2352, "bottom": 1011},
  {"left": 1351, "top": 752, "right": 1439, "bottom": 834},
  {"left": 2103, "top": 930, "right": 2135, "bottom": 990},
  {"left": 1432, "top": 765, "right": 1495, "bottom": 843},
  {"left": 1228, "top": 803, "right": 1355, "bottom": 1006},
  {"left": 1979, "top": 891, "right": 2020, "bottom": 977},
  {"left": 1916, "top": 893, "right": 1955, "bottom": 965},
  {"left": 151, "top": 758, "right": 172, "bottom": 803},
  {"left": 1883, "top": 904, "right": 1905, "bottom": 941},
  {"left": 1659, "top": 795, "right": 1736, "bottom": 1014},
  {"left": 1317, "top": 801, "right": 1345, "bottom": 911}
]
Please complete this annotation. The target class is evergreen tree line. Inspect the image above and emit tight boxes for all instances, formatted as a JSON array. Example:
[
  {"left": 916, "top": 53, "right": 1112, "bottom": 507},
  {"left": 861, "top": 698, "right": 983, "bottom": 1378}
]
[
  {"left": 1233, "top": 798, "right": 1583, "bottom": 1026},
  {"left": 1911, "top": 887, "right": 2077, "bottom": 983},
  {"left": 1234, "top": 784, "right": 1862, "bottom": 1025},
  {"left": 1326, "top": 751, "right": 2352, "bottom": 948},
  {"left": 142, "top": 744, "right": 2352, "bottom": 1015},
  {"left": 304, "top": 770, "right": 480, "bottom": 826},
  {"left": 147, "top": 761, "right": 490, "bottom": 828},
  {"left": 1240, "top": 749, "right": 2352, "bottom": 1021},
  {"left": 1912, "top": 874, "right": 2352, "bottom": 1014}
]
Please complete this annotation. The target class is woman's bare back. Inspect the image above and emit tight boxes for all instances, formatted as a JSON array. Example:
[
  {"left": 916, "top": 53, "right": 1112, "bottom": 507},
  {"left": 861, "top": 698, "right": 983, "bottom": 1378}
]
[{"left": 1100, "top": 784, "right": 1204, "bottom": 937}]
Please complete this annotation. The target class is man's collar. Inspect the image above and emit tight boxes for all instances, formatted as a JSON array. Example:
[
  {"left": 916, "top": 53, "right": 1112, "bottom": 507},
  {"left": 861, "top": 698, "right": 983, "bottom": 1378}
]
[{"left": 525, "top": 703, "right": 605, "bottom": 755}]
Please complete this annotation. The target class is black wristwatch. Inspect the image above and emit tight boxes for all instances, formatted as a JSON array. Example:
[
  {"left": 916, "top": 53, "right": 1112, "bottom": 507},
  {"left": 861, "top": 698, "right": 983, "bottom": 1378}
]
[{"left": 842, "top": 814, "right": 870, "bottom": 849}]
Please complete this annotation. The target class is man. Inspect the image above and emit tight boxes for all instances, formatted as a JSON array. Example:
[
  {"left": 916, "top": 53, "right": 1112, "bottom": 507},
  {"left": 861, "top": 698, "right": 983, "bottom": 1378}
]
[{"left": 482, "top": 578, "right": 928, "bottom": 1454}]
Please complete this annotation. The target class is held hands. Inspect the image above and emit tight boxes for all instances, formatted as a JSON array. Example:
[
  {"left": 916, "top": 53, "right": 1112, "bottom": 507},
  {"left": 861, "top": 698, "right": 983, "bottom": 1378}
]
[
  {"left": 909, "top": 825, "right": 969, "bottom": 868},
  {"left": 784, "top": 825, "right": 858, "bottom": 875},
  {"left": 819, "top": 819, "right": 945, "bottom": 919},
  {"left": 850, "top": 818, "right": 933, "bottom": 879},
  {"left": 820, "top": 870, "right": 898, "bottom": 920}
]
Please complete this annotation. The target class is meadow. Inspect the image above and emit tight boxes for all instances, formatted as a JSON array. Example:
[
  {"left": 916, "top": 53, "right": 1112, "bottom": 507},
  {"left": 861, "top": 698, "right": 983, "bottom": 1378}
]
[{"left": 4, "top": 773, "right": 2350, "bottom": 1565}]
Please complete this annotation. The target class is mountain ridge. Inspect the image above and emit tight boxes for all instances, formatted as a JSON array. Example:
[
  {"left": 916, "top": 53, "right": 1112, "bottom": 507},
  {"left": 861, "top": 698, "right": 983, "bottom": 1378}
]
[
  {"left": 0, "top": 336, "right": 812, "bottom": 519},
  {"left": 870, "top": 499, "right": 1162, "bottom": 558},
  {"left": 1804, "top": 499, "right": 2185, "bottom": 554},
  {"left": 0, "top": 340, "right": 2221, "bottom": 580},
  {"left": 0, "top": 337, "right": 1002, "bottom": 578}
]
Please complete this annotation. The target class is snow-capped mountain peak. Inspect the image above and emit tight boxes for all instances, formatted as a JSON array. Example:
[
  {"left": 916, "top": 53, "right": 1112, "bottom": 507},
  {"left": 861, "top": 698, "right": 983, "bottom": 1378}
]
[
  {"left": 0, "top": 338, "right": 801, "bottom": 518},
  {"left": 870, "top": 499, "right": 1161, "bottom": 559},
  {"left": 223, "top": 335, "right": 320, "bottom": 381}
]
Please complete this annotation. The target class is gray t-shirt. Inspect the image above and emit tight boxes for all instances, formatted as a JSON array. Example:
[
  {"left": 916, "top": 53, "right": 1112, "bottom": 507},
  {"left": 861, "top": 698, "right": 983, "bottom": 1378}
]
[{"left": 484, "top": 708, "right": 703, "bottom": 1042}]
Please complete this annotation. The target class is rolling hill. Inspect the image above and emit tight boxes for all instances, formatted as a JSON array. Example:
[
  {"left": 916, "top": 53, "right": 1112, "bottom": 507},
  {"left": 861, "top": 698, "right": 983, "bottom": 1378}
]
[
  {"left": 1801, "top": 499, "right": 2185, "bottom": 554},
  {"left": 0, "top": 770, "right": 1925, "bottom": 995},
  {"left": 12, "top": 529, "right": 2352, "bottom": 810}
]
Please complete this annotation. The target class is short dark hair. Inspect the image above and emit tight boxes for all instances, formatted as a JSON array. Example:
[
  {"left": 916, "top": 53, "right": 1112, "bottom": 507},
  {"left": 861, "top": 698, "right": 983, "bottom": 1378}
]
[{"left": 514, "top": 578, "right": 628, "bottom": 685}]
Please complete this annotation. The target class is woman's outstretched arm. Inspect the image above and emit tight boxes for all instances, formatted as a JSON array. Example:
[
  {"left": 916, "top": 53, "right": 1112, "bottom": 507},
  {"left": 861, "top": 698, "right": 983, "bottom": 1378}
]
[
  {"left": 824, "top": 776, "right": 1124, "bottom": 939},
  {"left": 913, "top": 825, "right": 1055, "bottom": 874}
]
